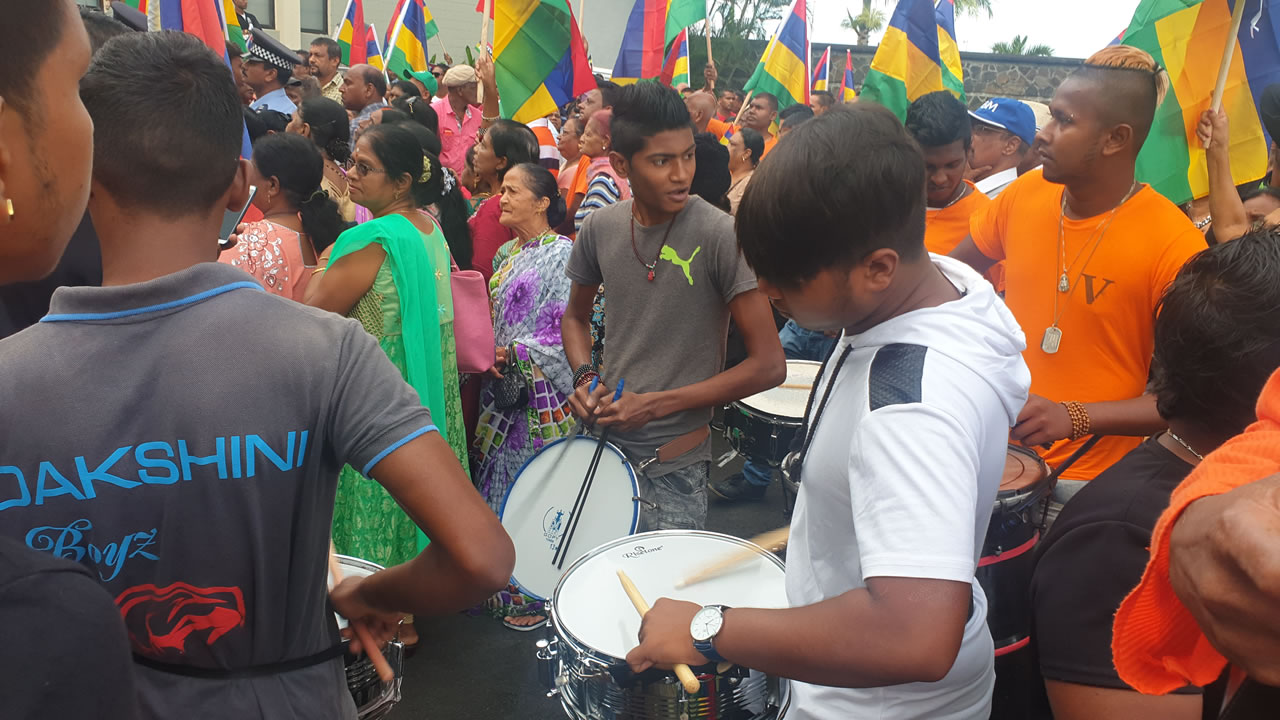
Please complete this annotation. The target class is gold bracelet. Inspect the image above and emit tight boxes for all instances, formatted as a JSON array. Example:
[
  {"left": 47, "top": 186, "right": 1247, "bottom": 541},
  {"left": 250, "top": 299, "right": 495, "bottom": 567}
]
[
  {"left": 312, "top": 267, "right": 326, "bottom": 276},
  {"left": 1061, "top": 401, "right": 1091, "bottom": 441}
]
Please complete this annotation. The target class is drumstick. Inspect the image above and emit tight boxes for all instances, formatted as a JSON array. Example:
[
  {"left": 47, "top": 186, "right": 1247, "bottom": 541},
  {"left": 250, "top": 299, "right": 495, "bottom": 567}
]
[
  {"left": 779, "top": 382, "right": 812, "bottom": 390},
  {"left": 616, "top": 569, "right": 702, "bottom": 694},
  {"left": 329, "top": 544, "right": 395, "bottom": 684},
  {"left": 676, "top": 526, "right": 790, "bottom": 589}
]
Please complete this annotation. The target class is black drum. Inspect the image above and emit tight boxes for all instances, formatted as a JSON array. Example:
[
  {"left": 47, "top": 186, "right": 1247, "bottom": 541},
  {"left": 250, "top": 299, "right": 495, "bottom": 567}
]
[{"left": 724, "top": 361, "right": 820, "bottom": 466}]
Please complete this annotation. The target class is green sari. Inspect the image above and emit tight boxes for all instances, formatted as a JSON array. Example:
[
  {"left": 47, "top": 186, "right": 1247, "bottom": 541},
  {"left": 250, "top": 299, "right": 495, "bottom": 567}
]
[{"left": 329, "top": 213, "right": 468, "bottom": 567}]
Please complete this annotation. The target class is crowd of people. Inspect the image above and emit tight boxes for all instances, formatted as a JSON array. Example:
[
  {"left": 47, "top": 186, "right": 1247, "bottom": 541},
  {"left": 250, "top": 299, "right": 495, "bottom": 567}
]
[{"left": 3, "top": 1, "right": 1280, "bottom": 719}]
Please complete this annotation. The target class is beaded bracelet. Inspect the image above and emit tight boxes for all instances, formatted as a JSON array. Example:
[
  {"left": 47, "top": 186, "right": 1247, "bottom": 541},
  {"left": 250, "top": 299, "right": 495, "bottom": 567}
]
[
  {"left": 1061, "top": 401, "right": 1091, "bottom": 441},
  {"left": 572, "top": 364, "right": 597, "bottom": 388},
  {"left": 574, "top": 372, "right": 599, "bottom": 389}
]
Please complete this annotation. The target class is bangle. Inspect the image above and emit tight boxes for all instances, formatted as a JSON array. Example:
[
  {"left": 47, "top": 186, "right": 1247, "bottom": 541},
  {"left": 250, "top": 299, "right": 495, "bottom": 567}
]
[
  {"left": 311, "top": 267, "right": 326, "bottom": 276},
  {"left": 481, "top": 114, "right": 499, "bottom": 122},
  {"left": 572, "top": 364, "right": 596, "bottom": 386},
  {"left": 574, "top": 372, "right": 599, "bottom": 389},
  {"left": 1061, "top": 401, "right": 1091, "bottom": 441}
]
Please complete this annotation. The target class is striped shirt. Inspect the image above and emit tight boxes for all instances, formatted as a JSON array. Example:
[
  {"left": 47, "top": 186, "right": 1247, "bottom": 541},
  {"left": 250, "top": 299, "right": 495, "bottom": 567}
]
[
  {"left": 527, "top": 117, "right": 562, "bottom": 179},
  {"left": 575, "top": 175, "right": 623, "bottom": 233}
]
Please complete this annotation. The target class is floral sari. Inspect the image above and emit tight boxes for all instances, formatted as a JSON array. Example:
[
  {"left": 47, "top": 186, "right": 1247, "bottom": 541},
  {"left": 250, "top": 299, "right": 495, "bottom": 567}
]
[{"left": 473, "top": 232, "right": 576, "bottom": 619}]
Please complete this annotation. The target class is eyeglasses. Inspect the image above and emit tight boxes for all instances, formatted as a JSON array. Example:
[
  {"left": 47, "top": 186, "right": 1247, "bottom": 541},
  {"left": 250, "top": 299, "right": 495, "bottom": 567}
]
[
  {"left": 431, "top": 71, "right": 444, "bottom": 79},
  {"left": 348, "top": 162, "right": 388, "bottom": 178}
]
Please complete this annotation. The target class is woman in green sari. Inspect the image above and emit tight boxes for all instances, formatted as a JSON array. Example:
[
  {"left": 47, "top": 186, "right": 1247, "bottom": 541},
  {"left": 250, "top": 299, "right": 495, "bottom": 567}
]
[{"left": 305, "top": 125, "right": 471, "bottom": 647}]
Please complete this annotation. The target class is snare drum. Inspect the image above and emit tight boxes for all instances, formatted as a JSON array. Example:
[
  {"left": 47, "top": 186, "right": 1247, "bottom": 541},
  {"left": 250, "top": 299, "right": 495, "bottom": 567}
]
[
  {"left": 725, "top": 360, "right": 820, "bottom": 465},
  {"left": 977, "top": 445, "right": 1052, "bottom": 720},
  {"left": 331, "top": 555, "right": 404, "bottom": 720},
  {"left": 500, "top": 436, "right": 641, "bottom": 600},
  {"left": 544, "top": 531, "right": 791, "bottom": 720}
]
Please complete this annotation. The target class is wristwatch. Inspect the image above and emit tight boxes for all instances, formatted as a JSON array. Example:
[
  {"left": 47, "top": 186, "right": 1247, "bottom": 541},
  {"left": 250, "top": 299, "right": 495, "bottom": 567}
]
[{"left": 690, "top": 605, "right": 731, "bottom": 663}]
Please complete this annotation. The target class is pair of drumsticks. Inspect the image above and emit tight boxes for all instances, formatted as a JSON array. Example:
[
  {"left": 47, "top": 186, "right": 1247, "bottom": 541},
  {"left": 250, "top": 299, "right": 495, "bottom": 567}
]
[
  {"left": 616, "top": 526, "right": 790, "bottom": 694},
  {"left": 328, "top": 544, "right": 395, "bottom": 684}
]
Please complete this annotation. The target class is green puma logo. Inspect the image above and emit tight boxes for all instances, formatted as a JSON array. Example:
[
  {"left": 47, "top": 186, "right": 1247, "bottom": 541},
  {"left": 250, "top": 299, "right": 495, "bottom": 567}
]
[{"left": 660, "top": 245, "right": 702, "bottom": 286}]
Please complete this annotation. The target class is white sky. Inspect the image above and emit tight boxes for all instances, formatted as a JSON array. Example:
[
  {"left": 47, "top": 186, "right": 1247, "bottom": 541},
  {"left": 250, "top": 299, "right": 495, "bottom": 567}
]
[{"left": 810, "top": 0, "right": 1144, "bottom": 60}]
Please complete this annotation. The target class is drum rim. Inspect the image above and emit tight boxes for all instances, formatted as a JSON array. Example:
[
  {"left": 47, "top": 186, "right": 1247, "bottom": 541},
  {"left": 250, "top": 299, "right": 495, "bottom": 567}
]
[
  {"left": 498, "top": 434, "right": 641, "bottom": 602},
  {"left": 549, "top": 530, "right": 786, "bottom": 666},
  {"left": 727, "top": 401, "right": 807, "bottom": 426},
  {"left": 1000, "top": 443, "right": 1051, "bottom": 497},
  {"left": 734, "top": 359, "right": 822, "bottom": 420},
  {"left": 333, "top": 554, "right": 386, "bottom": 575}
]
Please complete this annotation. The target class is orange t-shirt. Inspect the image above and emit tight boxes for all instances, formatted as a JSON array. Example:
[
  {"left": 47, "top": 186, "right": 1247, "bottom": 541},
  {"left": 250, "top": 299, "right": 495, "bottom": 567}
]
[
  {"left": 924, "top": 181, "right": 990, "bottom": 255},
  {"left": 1112, "top": 369, "right": 1280, "bottom": 694},
  {"left": 970, "top": 170, "right": 1207, "bottom": 480},
  {"left": 761, "top": 135, "right": 778, "bottom": 158},
  {"left": 707, "top": 117, "right": 730, "bottom": 140},
  {"left": 571, "top": 155, "right": 590, "bottom": 198}
]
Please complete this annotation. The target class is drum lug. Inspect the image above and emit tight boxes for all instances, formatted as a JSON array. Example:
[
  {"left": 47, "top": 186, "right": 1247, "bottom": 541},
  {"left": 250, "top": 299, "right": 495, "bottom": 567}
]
[
  {"left": 535, "top": 638, "right": 560, "bottom": 696},
  {"left": 632, "top": 496, "right": 658, "bottom": 510}
]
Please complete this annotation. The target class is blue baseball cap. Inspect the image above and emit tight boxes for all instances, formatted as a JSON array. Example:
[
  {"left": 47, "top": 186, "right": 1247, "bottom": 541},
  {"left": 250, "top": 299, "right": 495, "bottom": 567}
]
[{"left": 969, "top": 98, "right": 1037, "bottom": 147}]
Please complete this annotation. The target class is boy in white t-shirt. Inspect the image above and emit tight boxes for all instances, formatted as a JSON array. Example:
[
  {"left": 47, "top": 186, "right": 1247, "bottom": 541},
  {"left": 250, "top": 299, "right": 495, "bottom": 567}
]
[{"left": 625, "top": 104, "right": 1031, "bottom": 719}]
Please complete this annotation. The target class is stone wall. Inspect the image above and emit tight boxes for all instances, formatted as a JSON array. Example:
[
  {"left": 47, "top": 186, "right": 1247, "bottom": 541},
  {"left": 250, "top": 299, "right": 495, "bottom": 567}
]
[{"left": 837, "top": 47, "right": 1083, "bottom": 109}]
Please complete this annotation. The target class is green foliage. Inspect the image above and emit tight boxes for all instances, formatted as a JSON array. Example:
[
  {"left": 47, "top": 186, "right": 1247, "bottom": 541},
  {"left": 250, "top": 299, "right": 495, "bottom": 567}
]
[{"left": 991, "top": 34, "right": 1054, "bottom": 56}]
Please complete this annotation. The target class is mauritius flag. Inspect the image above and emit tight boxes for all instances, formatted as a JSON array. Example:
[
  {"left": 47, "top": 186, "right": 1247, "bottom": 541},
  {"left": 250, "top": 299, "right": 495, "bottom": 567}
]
[
  {"left": 387, "top": 0, "right": 438, "bottom": 79},
  {"left": 742, "top": 0, "right": 810, "bottom": 110},
  {"left": 335, "top": 0, "right": 367, "bottom": 66},
  {"left": 366, "top": 24, "right": 386, "bottom": 73},
  {"left": 840, "top": 49, "right": 857, "bottom": 101},
  {"left": 660, "top": 28, "right": 691, "bottom": 87},
  {"left": 812, "top": 47, "right": 830, "bottom": 92},
  {"left": 936, "top": 0, "right": 965, "bottom": 100},
  {"left": 493, "top": 0, "right": 594, "bottom": 123},
  {"left": 1122, "top": 0, "right": 1280, "bottom": 205},
  {"left": 861, "top": 0, "right": 957, "bottom": 121}
]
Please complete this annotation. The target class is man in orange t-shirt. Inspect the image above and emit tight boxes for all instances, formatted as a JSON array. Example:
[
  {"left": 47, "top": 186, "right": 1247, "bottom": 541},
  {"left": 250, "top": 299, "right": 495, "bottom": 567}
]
[
  {"left": 951, "top": 46, "right": 1206, "bottom": 488},
  {"left": 905, "top": 91, "right": 991, "bottom": 256}
]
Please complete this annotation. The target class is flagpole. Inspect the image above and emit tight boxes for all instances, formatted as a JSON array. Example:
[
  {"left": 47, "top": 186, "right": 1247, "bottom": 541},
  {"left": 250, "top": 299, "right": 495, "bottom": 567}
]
[
  {"left": 1210, "top": 0, "right": 1248, "bottom": 112},
  {"left": 578, "top": 0, "right": 585, "bottom": 26},
  {"left": 479, "top": 0, "right": 493, "bottom": 104},
  {"left": 704, "top": 18, "right": 714, "bottom": 69}
]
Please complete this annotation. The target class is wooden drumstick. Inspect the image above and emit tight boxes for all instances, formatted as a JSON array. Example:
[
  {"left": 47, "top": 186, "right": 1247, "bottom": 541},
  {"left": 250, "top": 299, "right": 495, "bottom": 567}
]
[
  {"left": 676, "top": 526, "right": 790, "bottom": 589},
  {"left": 779, "top": 382, "right": 812, "bottom": 390},
  {"left": 616, "top": 570, "right": 702, "bottom": 694},
  {"left": 329, "top": 544, "right": 395, "bottom": 685}
]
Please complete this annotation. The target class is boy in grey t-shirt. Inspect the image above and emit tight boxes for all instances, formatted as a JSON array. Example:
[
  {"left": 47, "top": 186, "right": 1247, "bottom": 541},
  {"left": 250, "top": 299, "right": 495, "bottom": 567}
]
[
  {"left": 0, "top": 33, "right": 513, "bottom": 719},
  {"left": 563, "top": 82, "right": 785, "bottom": 530}
]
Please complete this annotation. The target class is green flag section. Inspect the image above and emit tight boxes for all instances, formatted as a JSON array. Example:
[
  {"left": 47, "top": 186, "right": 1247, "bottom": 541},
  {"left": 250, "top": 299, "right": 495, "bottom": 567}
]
[
  {"left": 664, "top": 0, "right": 706, "bottom": 49},
  {"left": 861, "top": 0, "right": 960, "bottom": 122},
  {"left": 742, "top": 0, "right": 809, "bottom": 111},
  {"left": 223, "top": 0, "right": 246, "bottom": 54},
  {"left": 493, "top": 0, "right": 594, "bottom": 123},
  {"left": 1122, "top": 0, "right": 1278, "bottom": 205}
]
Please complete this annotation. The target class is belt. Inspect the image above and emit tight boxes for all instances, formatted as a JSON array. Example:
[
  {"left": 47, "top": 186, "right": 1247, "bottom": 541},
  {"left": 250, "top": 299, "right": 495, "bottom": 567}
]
[
  {"left": 636, "top": 425, "right": 711, "bottom": 473},
  {"left": 133, "top": 643, "right": 346, "bottom": 680}
]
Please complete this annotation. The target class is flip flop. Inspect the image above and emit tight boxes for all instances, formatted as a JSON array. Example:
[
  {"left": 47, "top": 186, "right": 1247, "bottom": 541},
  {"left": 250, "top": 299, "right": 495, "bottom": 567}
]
[{"left": 502, "top": 615, "right": 548, "bottom": 632}]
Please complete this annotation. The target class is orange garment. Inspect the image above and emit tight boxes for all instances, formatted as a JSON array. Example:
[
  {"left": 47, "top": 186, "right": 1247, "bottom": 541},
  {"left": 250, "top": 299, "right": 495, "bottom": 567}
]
[
  {"left": 707, "top": 117, "right": 730, "bottom": 140},
  {"left": 761, "top": 135, "right": 778, "bottom": 158},
  {"left": 571, "top": 155, "right": 590, "bottom": 198},
  {"left": 970, "top": 170, "right": 1206, "bottom": 481},
  {"left": 1112, "top": 369, "right": 1280, "bottom": 694},
  {"left": 924, "top": 181, "right": 990, "bottom": 255}
]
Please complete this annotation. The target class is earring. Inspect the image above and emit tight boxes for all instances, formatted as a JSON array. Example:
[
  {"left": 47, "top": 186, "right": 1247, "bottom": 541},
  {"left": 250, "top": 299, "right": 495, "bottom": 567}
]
[{"left": 4, "top": 198, "right": 12, "bottom": 221}]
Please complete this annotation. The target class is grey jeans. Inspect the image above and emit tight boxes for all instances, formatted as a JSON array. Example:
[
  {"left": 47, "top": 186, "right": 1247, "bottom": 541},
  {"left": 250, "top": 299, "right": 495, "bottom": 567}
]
[{"left": 638, "top": 461, "right": 710, "bottom": 531}]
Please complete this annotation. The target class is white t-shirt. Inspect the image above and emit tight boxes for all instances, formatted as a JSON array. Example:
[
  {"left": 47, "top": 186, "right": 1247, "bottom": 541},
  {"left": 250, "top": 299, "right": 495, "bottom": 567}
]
[{"left": 784, "top": 256, "right": 1031, "bottom": 720}]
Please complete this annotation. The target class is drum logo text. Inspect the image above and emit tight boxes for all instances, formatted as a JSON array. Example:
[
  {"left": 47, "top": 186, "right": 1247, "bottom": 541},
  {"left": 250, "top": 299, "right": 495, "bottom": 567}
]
[
  {"left": 542, "top": 507, "right": 565, "bottom": 549},
  {"left": 622, "top": 545, "right": 662, "bottom": 559}
]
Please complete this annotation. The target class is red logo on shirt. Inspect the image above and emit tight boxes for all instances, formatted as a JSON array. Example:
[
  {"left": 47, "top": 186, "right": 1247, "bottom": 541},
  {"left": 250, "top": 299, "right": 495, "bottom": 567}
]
[{"left": 117, "top": 582, "right": 246, "bottom": 654}]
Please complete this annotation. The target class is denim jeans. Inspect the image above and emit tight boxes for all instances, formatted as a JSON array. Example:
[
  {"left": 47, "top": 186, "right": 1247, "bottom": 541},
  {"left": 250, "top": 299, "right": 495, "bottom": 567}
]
[
  {"left": 742, "top": 321, "right": 838, "bottom": 486},
  {"left": 639, "top": 461, "right": 710, "bottom": 530}
]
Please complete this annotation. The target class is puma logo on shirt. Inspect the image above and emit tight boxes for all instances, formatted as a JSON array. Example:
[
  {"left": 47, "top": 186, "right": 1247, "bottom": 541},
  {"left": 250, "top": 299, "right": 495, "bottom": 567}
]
[{"left": 661, "top": 245, "right": 702, "bottom": 285}]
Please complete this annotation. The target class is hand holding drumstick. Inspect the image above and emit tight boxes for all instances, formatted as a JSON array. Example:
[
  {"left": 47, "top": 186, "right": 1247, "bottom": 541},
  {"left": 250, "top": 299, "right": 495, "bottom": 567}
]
[
  {"left": 328, "top": 546, "right": 398, "bottom": 684},
  {"left": 617, "top": 570, "right": 702, "bottom": 693}
]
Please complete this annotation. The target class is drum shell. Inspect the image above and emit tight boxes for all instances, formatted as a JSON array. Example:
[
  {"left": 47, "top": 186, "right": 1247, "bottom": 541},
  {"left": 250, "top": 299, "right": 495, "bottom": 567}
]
[
  {"left": 548, "top": 531, "right": 791, "bottom": 720},
  {"left": 724, "top": 403, "right": 803, "bottom": 466},
  {"left": 333, "top": 555, "right": 404, "bottom": 719}
]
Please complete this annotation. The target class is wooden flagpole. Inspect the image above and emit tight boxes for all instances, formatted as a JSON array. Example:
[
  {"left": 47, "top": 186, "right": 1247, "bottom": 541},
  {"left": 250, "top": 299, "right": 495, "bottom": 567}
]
[
  {"left": 578, "top": 0, "right": 586, "bottom": 26},
  {"left": 478, "top": 0, "right": 493, "bottom": 103},
  {"left": 705, "top": 18, "right": 714, "bottom": 69},
  {"left": 1210, "top": 0, "right": 1248, "bottom": 112}
]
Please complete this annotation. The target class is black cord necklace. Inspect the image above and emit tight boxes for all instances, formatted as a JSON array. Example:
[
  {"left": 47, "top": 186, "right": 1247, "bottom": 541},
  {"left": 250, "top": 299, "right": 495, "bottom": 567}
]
[{"left": 790, "top": 342, "right": 854, "bottom": 485}]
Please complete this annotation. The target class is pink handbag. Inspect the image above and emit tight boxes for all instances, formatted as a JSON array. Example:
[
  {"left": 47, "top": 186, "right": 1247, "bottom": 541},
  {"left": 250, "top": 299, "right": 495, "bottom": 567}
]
[{"left": 449, "top": 259, "right": 496, "bottom": 374}]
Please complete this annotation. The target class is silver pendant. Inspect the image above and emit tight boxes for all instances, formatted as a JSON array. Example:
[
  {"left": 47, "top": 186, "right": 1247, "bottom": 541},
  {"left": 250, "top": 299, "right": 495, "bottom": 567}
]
[
  {"left": 1058, "top": 273, "right": 1070, "bottom": 293},
  {"left": 1042, "top": 326, "right": 1063, "bottom": 354}
]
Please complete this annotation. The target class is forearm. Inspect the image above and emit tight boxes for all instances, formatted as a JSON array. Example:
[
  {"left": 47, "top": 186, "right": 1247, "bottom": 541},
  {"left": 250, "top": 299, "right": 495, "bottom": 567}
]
[
  {"left": 715, "top": 591, "right": 962, "bottom": 687},
  {"left": 359, "top": 546, "right": 509, "bottom": 617},
  {"left": 1082, "top": 394, "right": 1166, "bottom": 437},
  {"left": 481, "top": 83, "right": 500, "bottom": 128},
  {"left": 649, "top": 350, "right": 784, "bottom": 420},
  {"left": 948, "top": 236, "right": 998, "bottom": 274},
  {"left": 1207, "top": 145, "right": 1249, "bottom": 241},
  {"left": 562, "top": 308, "right": 594, "bottom": 372}
]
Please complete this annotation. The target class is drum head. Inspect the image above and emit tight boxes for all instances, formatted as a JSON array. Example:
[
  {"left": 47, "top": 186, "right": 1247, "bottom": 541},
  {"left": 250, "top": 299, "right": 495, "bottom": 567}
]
[
  {"left": 553, "top": 531, "right": 788, "bottom": 660},
  {"left": 332, "top": 555, "right": 384, "bottom": 630},
  {"left": 737, "top": 360, "right": 821, "bottom": 420},
  {"left": 1001, "top": 445, "right": 1048, "bottom": 495},
  {"left": 500, "top": 436, "right": 639, "bottom": 601}
]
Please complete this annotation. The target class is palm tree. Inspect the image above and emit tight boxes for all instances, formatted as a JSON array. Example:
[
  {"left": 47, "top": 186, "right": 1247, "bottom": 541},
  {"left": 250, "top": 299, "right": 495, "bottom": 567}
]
[
  {"left": 991, "top": 34, "right": 1055, "bottom": 57},
  {"left": 845, "top": 0, "right": 994, "bottom": 46}
]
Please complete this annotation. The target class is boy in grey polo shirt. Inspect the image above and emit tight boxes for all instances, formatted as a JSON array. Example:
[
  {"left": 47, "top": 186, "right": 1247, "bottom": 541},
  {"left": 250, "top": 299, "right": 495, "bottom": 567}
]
[
  {"left": 0, "top": 32, "right": 513, "bottom": 719},
  {"left": 563, "top": 82, "right": 785, "bottom": 530}
]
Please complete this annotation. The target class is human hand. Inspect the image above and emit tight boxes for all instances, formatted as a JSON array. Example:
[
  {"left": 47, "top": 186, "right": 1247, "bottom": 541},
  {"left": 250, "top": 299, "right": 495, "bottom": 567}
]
[
  {"left": 568, "top": 378, "right": 611, "bottom": 423},
  {"left": 1011, "top": 394, "right": 1073, "bottom": 447},
  {"left": 488, "top": 346, "right": 509, "bottom": 379},
  {"left": 476, "top": 53, "right": 496, "bottom": 90},
  {"left": 443, "top": 51, "right": 454, "bottom": 66},
  {"left": 1169, "top": 474, "right": 1280, "bottom": 685},
  {"left": 220, "top": 222, "right": 249, "bottom": 254},
  {"left": 703, "top": 62, "right": 718, "bottom": 87},
  {"left": 1197, "top": 108, "right": 1229, "bottom": 153},
  {"left": 329, "top": 576, "right": 404, "bottom": 658},
  {"left": 624, "top": 598, "right": 707, "bottom": 673},
  {"left": 965, "top": 164, "right": 994, "bottom": 182},
  {"left": 596, "top": 391, "right": 659, "bottom": 433}
]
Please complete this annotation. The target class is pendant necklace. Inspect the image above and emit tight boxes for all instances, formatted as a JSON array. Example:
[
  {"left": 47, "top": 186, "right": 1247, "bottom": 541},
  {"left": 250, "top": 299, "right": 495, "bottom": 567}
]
[
  {"left": 1044, "top": 181, "right": 1139, "bottom": 354},
  {"left": 1166, "top": 430, "right": 1204, "bottom": 461},
  {"left": 630, "top": 210, "right": 680, "bottom": 282}
]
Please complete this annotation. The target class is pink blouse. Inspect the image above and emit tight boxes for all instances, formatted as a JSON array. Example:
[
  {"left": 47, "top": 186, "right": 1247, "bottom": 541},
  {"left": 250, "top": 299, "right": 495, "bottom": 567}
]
[{"left": 218, "top": 219, "right": 314, "bottom": 302}]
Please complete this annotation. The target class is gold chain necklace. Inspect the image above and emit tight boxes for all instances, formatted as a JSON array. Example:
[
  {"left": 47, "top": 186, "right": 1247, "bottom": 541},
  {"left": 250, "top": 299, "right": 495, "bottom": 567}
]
[{"left": 1042, "top": 181, "right": 1139, "bottom": 354}]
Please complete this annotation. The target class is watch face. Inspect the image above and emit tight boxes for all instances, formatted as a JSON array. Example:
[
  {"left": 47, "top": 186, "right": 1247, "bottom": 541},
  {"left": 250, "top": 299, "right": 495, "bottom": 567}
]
[{"left": 690, "top": 607, "right": 724, "bottom": 642}]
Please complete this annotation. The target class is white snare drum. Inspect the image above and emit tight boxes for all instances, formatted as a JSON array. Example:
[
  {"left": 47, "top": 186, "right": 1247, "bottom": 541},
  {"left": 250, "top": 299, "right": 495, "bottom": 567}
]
[
  {"left": 544, "top": 531, "right": 792, "bottom": 720},
  {"left": 726, "top": 360, "right": 820, "bottom": 465},
  {"left": 500, "top": 435, "right": 641, "bottom": 600},
  {"left": 331, "top": 555, "right": 404, "bottom": 720}
]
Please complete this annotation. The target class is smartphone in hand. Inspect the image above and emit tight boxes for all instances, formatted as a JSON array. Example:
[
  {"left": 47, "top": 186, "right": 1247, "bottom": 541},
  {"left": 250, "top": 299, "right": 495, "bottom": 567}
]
[{"left": 218, "top": 185, "right": 258, "bottom": 249}]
